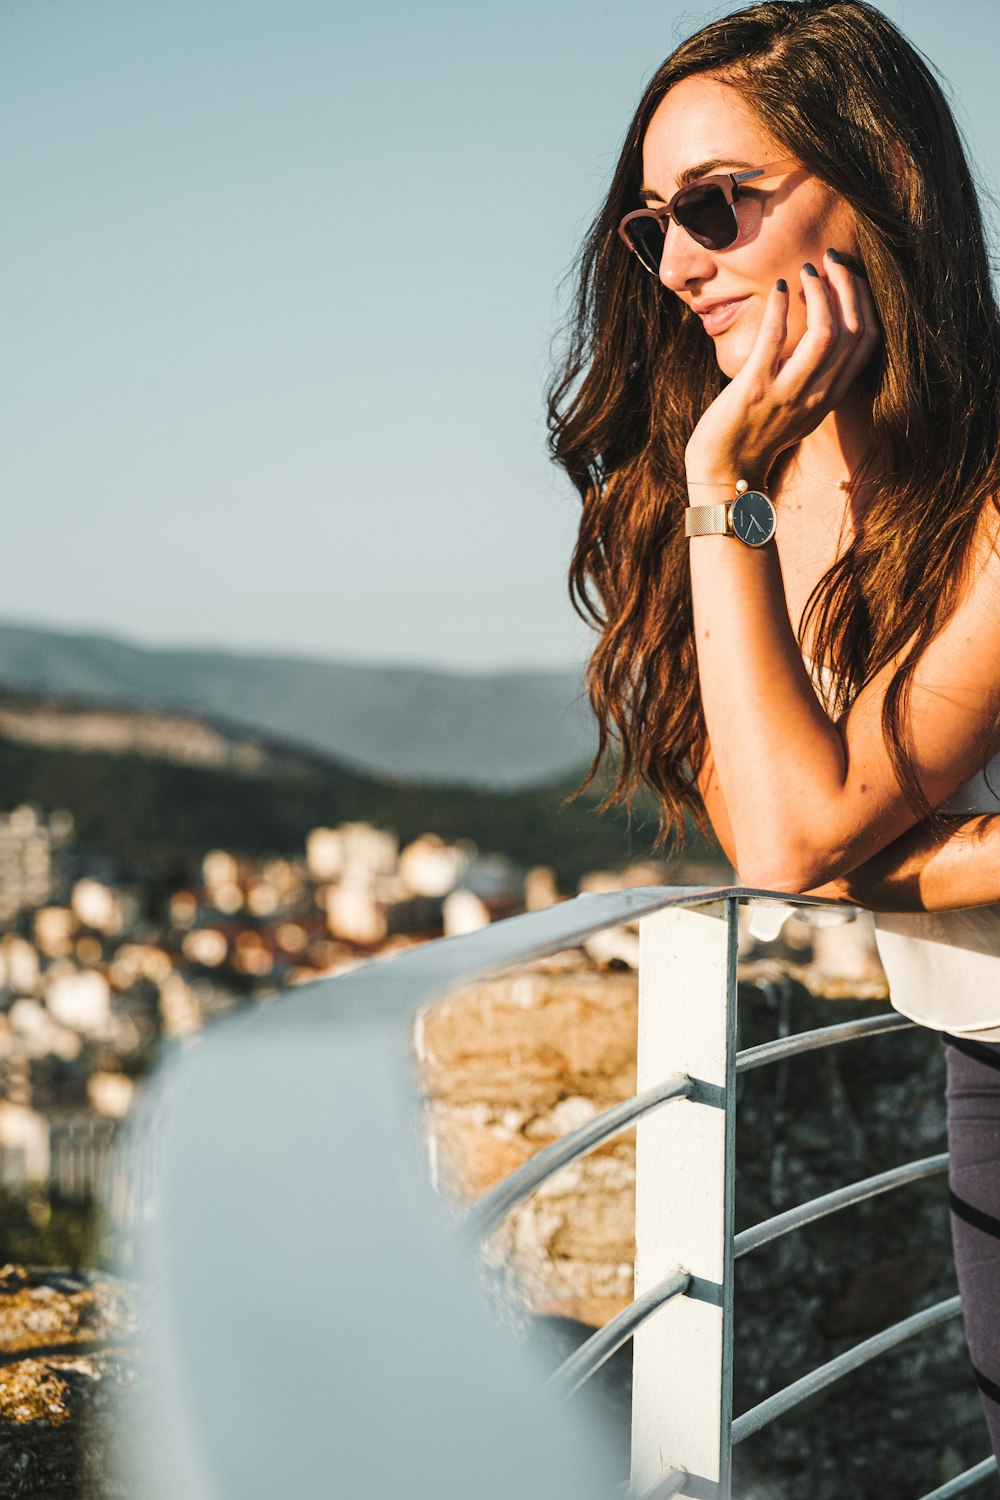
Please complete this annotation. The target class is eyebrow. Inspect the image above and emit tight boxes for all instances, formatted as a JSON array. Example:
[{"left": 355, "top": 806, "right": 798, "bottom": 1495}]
[{"left": 639, "top": 157, "right": 754, "bottom": 203}]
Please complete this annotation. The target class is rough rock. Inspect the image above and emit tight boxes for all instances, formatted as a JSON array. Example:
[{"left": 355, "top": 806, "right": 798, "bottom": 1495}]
[
  {"left": 419, "top": 963, "right": 638, "bottom": 1325},
  {"left": 419, "top": 947, "right": 998, "bottom": 1499},
  {"left": 0, "top": 1264, "right": 141, "bottom": 1500}
]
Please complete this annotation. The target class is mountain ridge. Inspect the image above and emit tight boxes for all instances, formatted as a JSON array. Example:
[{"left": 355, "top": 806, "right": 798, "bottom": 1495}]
[{"left": 0, "top": 622, "right": 593, "bottom": 788}]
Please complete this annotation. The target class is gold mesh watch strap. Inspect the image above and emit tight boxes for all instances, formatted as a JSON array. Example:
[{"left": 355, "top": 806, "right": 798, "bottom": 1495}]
[{"left": 684, "top": 502, "right": 731, "bottom": 538}]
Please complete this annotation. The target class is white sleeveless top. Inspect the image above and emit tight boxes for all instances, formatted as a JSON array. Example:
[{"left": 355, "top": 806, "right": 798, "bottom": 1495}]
[{"left": 751, "top": 658, "right": 1000, "bottom": 1041}]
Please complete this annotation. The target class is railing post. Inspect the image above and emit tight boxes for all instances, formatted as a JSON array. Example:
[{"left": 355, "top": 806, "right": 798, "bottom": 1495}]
[{"left": 632, "top": 898, "right": 739, "bottom": 1500}]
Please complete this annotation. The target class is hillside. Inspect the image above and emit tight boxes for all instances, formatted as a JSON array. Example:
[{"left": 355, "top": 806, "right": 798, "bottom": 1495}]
[
  {"left": 0, "top": 622, "right": 592, "bottom": 788},
  {"left": 0, "top": 689, "right": 720, "bottom": 888}
]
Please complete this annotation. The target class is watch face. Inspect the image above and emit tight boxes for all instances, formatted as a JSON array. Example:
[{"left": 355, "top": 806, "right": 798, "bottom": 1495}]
[{"left": 730, "top": 490, "right": 776, "bottom": 547}]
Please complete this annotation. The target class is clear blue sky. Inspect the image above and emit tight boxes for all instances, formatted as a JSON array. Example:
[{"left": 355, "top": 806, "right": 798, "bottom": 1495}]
[{"left": 3, "top": 0, "right": 999, "bottom": 670}]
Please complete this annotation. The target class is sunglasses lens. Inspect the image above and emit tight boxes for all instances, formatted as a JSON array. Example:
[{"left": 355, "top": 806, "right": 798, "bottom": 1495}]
[
  {"left": 621, "top": 180, "right": 741, "bottom": 273},
  {"left": 673, "top": 182, "right": 738, "bottom": 249},
  {"left": 625, "top": 217, "right": 665, "bottom": 275}
]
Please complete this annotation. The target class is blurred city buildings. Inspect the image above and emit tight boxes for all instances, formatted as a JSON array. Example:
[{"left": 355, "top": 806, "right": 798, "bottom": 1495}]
[
  {"left": 0, "top": 796, "right": 885, "bottom": 1252},
  {"left": 0, "top": 802, "right": 594, "bottom": 1207}
]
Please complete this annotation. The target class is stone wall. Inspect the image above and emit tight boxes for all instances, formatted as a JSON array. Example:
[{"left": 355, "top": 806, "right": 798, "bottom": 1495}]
[
  {"left": 417, "top": 926, "right": 997, "bottom": 1499},
  {"left": 0, "top": 1263, "right": 139, "bottom": 1500},
  {"left": 415, "top": 915, "right": 891, "bottom": 1329},
  {"left": 418, "top": 955, "right": 638, "bottom": 1326}
]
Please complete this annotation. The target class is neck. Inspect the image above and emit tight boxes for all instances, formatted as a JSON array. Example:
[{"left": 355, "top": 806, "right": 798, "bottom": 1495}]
[
  {"left": 779, "top": 384, "right": 881, "bottom": 531},
  {"left": 786, "top": 386, "right": 880, "bottom": 520}
]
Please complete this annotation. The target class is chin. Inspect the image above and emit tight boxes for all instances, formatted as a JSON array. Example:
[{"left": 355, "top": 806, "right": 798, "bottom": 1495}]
[
  {"left": 713, "top": 334, "right": 753, "bottom": 380},
  {"left": 712, "top": 319, "right": 803, "bottom": 379}
]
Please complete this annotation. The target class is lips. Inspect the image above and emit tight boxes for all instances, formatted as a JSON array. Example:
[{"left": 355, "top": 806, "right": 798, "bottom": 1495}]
[{"left": 692, "top": 296, "right": 750, "bottom": 336}]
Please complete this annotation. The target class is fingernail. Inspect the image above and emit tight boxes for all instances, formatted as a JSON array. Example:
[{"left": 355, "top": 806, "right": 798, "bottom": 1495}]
[
  {"left": 776, "top": 278, "right": 788, "bottom": 293},
  {"left": 826, "top": 248, "right": 845, "bottom": 266},
  {"left": 804, "top": 262, "right": 819, "bottom": 277}
]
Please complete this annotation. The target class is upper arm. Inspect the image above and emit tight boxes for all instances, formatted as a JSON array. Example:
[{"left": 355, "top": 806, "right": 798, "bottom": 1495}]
[{"left": 815, "top": 504, "right": 1000, "bottom": 878}]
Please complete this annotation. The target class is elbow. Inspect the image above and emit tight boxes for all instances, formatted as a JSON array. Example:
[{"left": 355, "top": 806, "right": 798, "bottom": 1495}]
[{"left": 737, "top": 845, "right": 836, "bottom": 896}]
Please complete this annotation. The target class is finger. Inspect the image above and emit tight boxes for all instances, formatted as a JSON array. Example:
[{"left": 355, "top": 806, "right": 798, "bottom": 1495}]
[
  {"left": 823, "top": 250, "right": 882, "bottom": 404},
  {"left": 846, "top": 257, "right": 882, "bottom": 362},
  {"left": 827, "top": 335, "right": 877, "bottom": 411},
  {"left": 775, "top": 262, "right": 840, "bottom": 396},
  {"left": 823, "top": 248, "right": 866, "bottom": 338},
  {"left": 820, "top": 250, "right": 870, "bottom": 401},
  {"left": 740, "top": 278, "right": 791, "bottom": 384}
]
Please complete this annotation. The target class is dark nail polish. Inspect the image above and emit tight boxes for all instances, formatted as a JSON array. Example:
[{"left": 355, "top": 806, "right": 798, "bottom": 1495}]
[
  {"left": 826, "top": 247, "right": 845, "bottom": 265},
  {"left": 804, "top": 262, "right": 819, "bottom": 277},
  {"left": 776, "top": 278, "right": 788, "bottom": 293}
]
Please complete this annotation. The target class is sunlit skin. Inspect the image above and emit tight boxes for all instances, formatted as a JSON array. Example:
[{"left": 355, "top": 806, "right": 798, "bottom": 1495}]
[
  {"left": 640, "top": 75, "right": 1000, "bottom": 907},
  {"left": 642, "top": 76, "right": 861, "bottom": 380},
  {"left": 642, "top": 74, "right": 878, "bottom": 503}
]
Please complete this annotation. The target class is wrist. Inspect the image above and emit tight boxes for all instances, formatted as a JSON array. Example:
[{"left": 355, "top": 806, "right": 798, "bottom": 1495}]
[
  {"left": 685, "top": 477, "right": 735, "bottom": 507},
  {"left": 684, "top": 447, "right": 773, "bottom": 496},
  {"left": 685, "top": 475, "right": 772, "bottom": 510}
]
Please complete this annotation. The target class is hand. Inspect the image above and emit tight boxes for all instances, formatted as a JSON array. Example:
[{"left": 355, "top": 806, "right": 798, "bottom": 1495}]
[{"left": 684, "top": 251, "right": 881, "bottom": 485}]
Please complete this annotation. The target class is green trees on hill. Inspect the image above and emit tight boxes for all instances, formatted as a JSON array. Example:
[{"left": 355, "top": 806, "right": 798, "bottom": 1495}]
[{"left": 0, "top": 737, "right": 719, "bottom": 888}]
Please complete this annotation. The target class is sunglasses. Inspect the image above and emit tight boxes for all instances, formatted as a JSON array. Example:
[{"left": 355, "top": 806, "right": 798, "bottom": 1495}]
[{"left": 618, "top": 157, "right": 800, "bottom": 272}]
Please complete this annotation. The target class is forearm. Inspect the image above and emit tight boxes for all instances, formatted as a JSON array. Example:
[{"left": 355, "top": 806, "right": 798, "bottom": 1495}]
[
  {"left": 686, "top": 481, "right": 853, "bottom": 886},
  {"left": 805, "top": 814, "right": 1000, "bottom": 913},
  {"left": 680, "top": 265, "right": 950, "bottom": 891}
]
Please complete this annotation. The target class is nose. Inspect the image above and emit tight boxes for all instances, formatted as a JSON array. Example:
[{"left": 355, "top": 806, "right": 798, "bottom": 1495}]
[{"left": 657, "top": 217, "right": 717, "bottom": 294}]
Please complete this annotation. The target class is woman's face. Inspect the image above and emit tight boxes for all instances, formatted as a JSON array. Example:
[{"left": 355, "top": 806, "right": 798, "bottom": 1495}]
[{"left": 640, "top": 75, "right": 861, "bottom": 378}]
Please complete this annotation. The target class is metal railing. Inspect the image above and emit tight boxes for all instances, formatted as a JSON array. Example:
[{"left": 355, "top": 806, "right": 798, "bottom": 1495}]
[
  {"left": 454, "top": 889, "right": 996, "bottom": 1499},
  {"left": 121, "top": 884, "right": 998, "bottom": 1500}
]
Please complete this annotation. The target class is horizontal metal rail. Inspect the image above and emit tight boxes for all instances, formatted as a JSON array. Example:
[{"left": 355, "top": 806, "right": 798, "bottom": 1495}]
[
  {"left": 916, "top": 1456, "right": 999, "bottom": 1499},
  {"left": 732, "top": 1296, "right": 962, "bottom": 1444},
  {"left": 467, "top": 1074, "right": 693, "bottom": 1241},
  {"left": 734, "top": 1153, "right": 949, "bottom": 1258},
  {"left": 736, "top": 1011, "right": 913, "bottom": 1073},
  {"left": 122, "top": 884, "right": 921, "bottom": 1500},
  {"left": 547, "top": 1268, "right": 691, "bottom": 1401}
]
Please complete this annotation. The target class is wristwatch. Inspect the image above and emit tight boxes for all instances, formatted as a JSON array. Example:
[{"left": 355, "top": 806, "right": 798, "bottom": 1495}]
[{"left": 685, "top": 481, "right": 777, "bottom": 547}]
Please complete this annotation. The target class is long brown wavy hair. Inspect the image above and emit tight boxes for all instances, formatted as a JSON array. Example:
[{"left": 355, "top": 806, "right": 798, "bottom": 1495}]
[{"left": 548, "top": 0, "right": 1000, "bottom": 851}]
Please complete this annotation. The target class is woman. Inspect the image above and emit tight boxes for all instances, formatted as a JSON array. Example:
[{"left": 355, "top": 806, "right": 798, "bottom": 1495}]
[{"left": 548, "top": 0, "right": 1000, "bottom": 1464}]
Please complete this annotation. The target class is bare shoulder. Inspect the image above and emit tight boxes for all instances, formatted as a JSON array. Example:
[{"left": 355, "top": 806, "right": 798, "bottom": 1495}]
[
  {"left": 840, "top": 498, "right": 1000, "bottom": 786},
  {"left": 903, "top": 496, "right": 1000, "bottom": 746},
  {"left": 943, "top": 496, "right": 1000, "bottom": 662}
]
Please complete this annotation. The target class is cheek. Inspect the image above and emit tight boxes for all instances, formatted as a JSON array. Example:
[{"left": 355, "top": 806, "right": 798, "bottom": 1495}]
[
  {"left": 731, "top": 197, "right": 765, "bottom": 249},
  {"left": 733, "top": 195, "right": 833, "bottom": 269}
]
